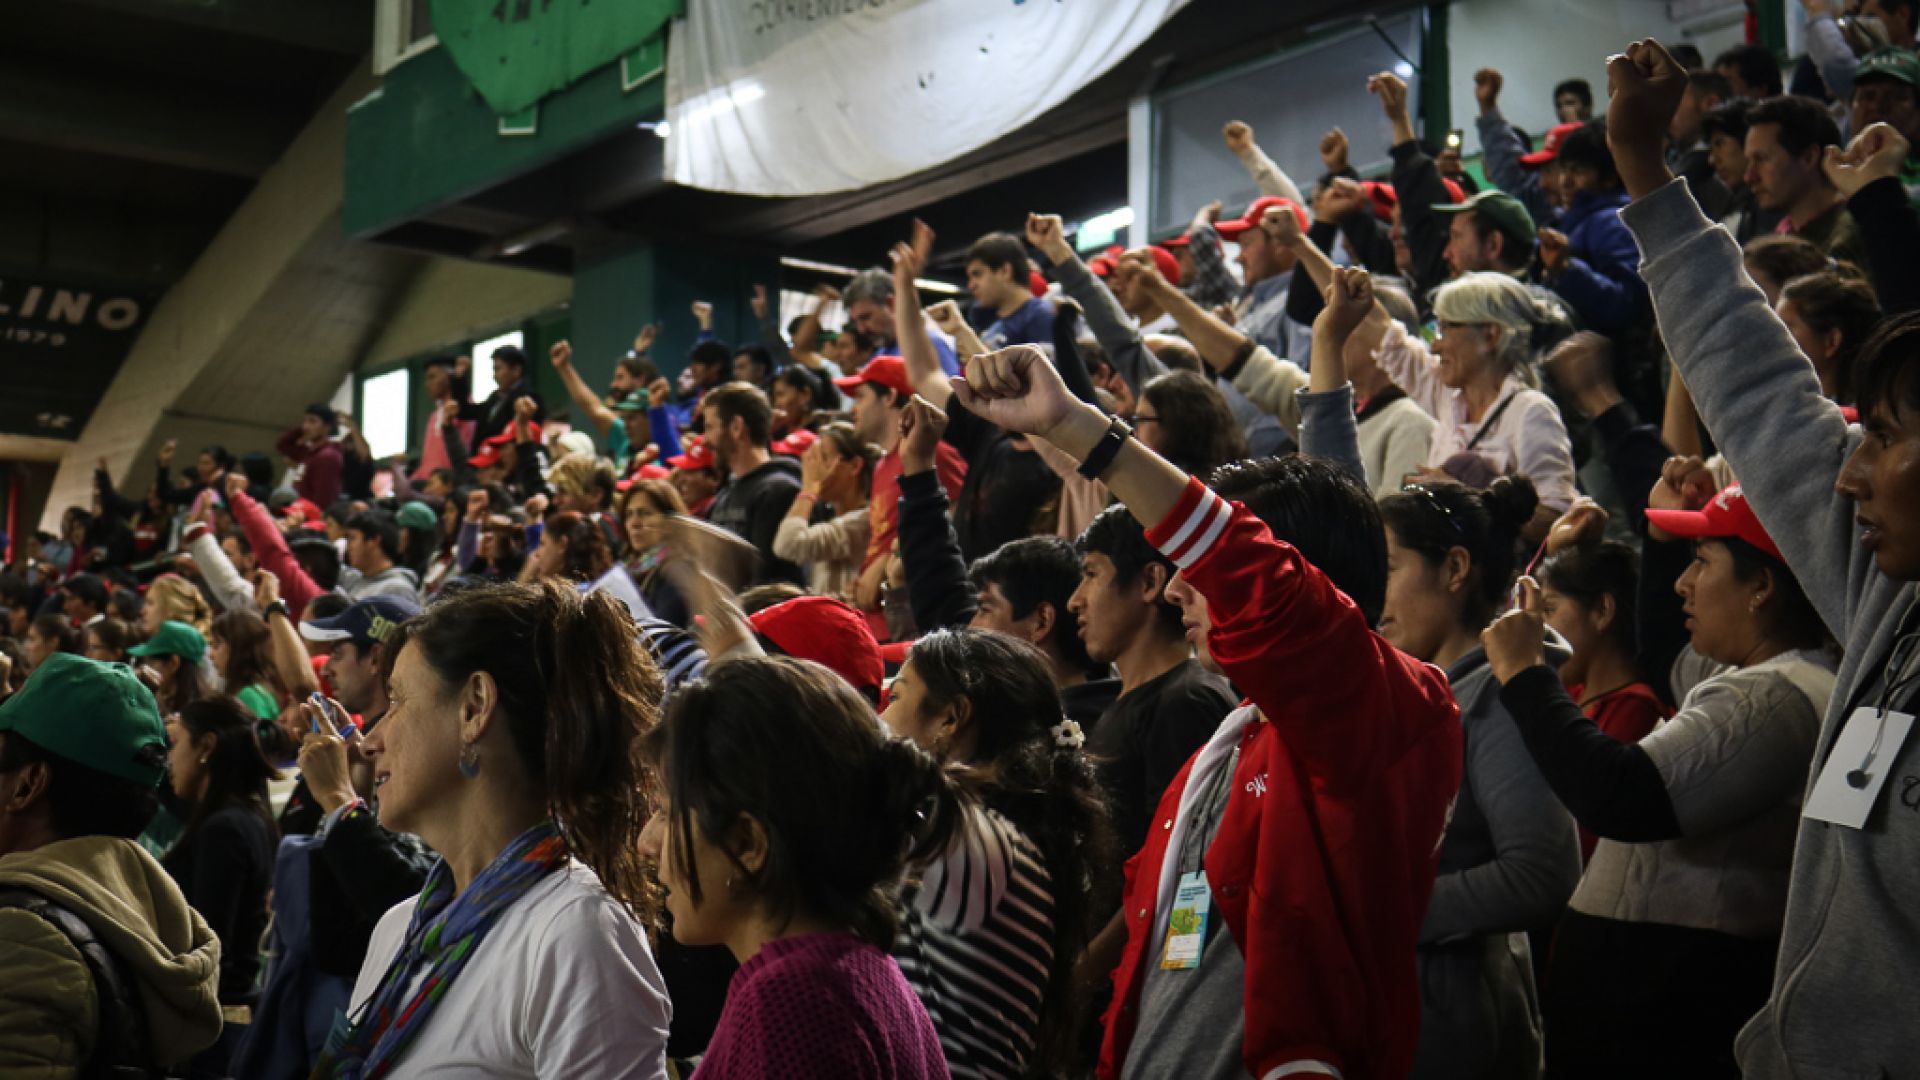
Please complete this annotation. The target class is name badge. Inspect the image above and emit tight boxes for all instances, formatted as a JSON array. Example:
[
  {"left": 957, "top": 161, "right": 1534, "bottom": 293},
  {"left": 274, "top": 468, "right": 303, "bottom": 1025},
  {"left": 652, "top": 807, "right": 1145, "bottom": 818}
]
[
  {"left": 1805, "top": 707, "right": 1915, "bottom": 830},
  {"left": 1160, "top": 871, "right": 1212, "bottom": 970}
]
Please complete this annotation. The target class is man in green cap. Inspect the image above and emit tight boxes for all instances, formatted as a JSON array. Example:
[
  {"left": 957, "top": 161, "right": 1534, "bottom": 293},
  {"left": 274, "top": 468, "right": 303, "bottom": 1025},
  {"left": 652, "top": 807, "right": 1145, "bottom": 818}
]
[
  {"left": 0, "top": 652, "right": 222, "bottom": 1074},
  {"left": 1849, "top": 47, "right": 1920, "bottom": 203},
  {"left": 1432, "top": 189, "right": 1538, "bottom": 279}
]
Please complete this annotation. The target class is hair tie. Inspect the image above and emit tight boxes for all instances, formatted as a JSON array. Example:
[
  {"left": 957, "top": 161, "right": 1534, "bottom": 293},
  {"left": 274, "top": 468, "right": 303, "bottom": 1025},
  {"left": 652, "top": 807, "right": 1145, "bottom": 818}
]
[{"left": 1050, "top": 718, "right": 1086, "bottom": 750}]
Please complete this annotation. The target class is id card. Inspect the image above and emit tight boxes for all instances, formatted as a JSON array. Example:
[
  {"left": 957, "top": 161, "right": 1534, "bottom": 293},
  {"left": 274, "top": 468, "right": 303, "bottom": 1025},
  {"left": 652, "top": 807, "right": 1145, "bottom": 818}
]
[
  {"left": 1804, "top": 707, "right": 1915, "bottom": 830},
  {"left": 1160, "top": 871, "right": 1212, "bottom": 970}
]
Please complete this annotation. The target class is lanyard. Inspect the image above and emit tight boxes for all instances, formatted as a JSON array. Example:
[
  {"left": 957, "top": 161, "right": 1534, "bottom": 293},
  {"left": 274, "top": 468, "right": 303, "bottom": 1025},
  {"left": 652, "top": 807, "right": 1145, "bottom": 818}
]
[{"left": 1462, "top": 390, "right": 1519, "bottom": 455}]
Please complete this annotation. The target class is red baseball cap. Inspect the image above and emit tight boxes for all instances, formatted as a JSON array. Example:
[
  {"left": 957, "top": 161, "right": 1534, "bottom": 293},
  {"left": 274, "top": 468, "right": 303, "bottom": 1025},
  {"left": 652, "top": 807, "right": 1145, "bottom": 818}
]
[
  {"left": 468, "top": 423, "right": 541, "bottom": 469},
  {"left": 832, "top": 354, "right": 916, "bottom": 401},
  {"left": 284, "top": 497, "right": 324, "bottom": 523},
  {"left": 1159, "top": 233, "right": 1192, "bottom": 250},
  {"left": 1028, "top": 269, "right": 1050, "bottom": 298},
  {"left": 1360, "top": 180, "right": 1398, "bottom": 222},
  {"left": 1215, "top": 196, "right": 1309, "bottom": 239},
  {"left": 1644, "top": 484, "right": 1783, "bottom": 561},
  {"left": 666, "top": 435, "right": 716, "bottom": 472},
  {"left": 1521, "top": 122, "right": 1585, "bottom": 168},
  {"left": 771, "top": 428, "right": 818, "bottom": 457},
  {"left": 749, "top": 595, "right": 885, "bottom": 705},
  {"left": 1134, "top": 245, "right": 1182, "bottom": 287}
]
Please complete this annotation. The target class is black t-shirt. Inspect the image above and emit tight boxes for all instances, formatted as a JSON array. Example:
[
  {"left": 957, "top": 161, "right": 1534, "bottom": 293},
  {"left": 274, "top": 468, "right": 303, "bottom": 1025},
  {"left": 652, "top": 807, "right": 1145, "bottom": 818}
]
[
  {"left": 1062, "top": 677, "right": 1121, "bottom": 729},
  {"left": 1085, "top": 659, "right": 1238, "bottom": 856},
  {"left": 941, "top": 392, "right": 1061, "bottom": 563},
  {"left": 706, "top": 457, "right": 804, "bottom": 585},
  {"left": 163, "top": 805, "right": 275, "bottom": 1006}
]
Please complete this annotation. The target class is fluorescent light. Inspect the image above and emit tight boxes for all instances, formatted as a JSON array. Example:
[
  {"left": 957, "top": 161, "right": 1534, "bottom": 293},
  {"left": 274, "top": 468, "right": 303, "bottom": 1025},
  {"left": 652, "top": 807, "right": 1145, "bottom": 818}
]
[
  {"left": 1393, "top": 60, "right": 1415, "bottom": 79},
  {"left": 776, "top": 256, "right": 960, "bottom": 294}
]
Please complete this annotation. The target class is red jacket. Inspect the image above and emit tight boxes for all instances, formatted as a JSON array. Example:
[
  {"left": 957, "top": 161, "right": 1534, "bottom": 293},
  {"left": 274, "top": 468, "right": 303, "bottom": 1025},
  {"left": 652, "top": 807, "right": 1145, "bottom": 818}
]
[
  {"left": 276, "top": 428, "right": 343, "bottom": 509},
  {"left": 1098, "top": 478, "right": 1463, "bottom": 1080},
  {"left": 231, "top": 490, "right": 324, "bottom": 621}
]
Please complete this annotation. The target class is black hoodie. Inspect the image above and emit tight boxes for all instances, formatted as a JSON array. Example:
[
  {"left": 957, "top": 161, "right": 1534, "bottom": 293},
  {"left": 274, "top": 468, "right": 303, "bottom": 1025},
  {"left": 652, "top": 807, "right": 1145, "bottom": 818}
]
[{"left": 707, "top": 455, "right": 804, "bottom": 586}]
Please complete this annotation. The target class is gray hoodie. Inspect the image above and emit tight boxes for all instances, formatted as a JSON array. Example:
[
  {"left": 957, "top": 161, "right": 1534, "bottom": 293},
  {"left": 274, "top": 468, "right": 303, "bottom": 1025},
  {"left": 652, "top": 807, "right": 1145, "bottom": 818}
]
[{"left": 1624, "top": 178, "right": 1920, "bottom": 1078}]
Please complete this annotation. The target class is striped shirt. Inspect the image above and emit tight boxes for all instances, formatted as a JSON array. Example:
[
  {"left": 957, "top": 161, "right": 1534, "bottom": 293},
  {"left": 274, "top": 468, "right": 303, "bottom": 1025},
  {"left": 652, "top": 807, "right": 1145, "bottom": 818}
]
[{"left": 895, "top": 805, "right": 1055, "bottom": 1080}]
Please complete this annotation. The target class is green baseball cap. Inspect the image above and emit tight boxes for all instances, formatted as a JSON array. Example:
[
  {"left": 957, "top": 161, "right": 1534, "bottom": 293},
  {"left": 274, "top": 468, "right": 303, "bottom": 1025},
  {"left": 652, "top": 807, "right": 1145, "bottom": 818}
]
[
  {"left": 1857, "top": 48, "right": 1920, "bottom": 89},
  {"left": 395, "top": 500, "right": 438, "bottom": 532},
  {"left": 611, "top": 390, "right": 651, "bottom": 413},
  {"left": 1432, "top": 189, "right": 1538, "bottom": 248},
  {"left": 127, "top": 620, "right": 207, "bottom": 666},
  {"left": 0, "top": 653, "right": 168, "bottom": 786}
]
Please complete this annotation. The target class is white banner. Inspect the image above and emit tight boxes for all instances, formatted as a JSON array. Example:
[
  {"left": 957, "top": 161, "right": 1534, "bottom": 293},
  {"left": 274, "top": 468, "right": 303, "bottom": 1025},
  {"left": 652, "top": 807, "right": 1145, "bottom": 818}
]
[{"left": 665, "top": 0, "right": 1193, "bottom": 196}]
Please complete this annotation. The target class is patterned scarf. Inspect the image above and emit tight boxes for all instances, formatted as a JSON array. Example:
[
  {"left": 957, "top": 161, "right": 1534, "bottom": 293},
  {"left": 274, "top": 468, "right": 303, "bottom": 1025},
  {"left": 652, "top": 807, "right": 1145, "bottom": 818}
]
[{"left": 311, "top": 820, "right": 567, "bottom": 1080}]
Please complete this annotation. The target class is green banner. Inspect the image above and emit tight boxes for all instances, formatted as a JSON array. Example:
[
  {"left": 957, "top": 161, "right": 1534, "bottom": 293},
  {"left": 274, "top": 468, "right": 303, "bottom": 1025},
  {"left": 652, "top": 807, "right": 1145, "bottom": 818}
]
[
  {"left": 0, "top": 272, "right": 155, "bottom": 441},
  {"left": 430, "top": 0, "right": 680, "bottom": 117}
]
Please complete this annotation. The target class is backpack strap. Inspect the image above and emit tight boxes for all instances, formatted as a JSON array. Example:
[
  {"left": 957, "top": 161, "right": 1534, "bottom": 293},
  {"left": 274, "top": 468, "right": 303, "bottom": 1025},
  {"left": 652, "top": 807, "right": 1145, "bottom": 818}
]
[{"left": 0, "top": 887, "right": 156, "bottom": 1079}]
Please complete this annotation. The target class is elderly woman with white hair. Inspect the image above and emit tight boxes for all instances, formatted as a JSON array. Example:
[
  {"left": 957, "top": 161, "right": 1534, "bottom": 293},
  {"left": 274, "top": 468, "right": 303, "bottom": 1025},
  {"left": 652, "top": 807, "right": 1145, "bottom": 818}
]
[{"left": 1352, "top": 272, "right": 1577, "bottom": 535}]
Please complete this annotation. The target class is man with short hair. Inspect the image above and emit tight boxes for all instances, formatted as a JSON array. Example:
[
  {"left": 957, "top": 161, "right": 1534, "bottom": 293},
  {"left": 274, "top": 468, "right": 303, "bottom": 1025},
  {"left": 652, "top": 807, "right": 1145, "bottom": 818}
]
[
  {"left": 1807, "top": 0, "right": 1917, "bottom": 103},
  {"left": 965, "top": 231, "right": 1055, "bottom": 348},
  {"left": 731, "top": 344, "right": 775, "bottom": 391},
  {"left": 665, "top": 337, "right": 733, "bottom": 432},
  {"left": 464, "top": 345, "right": 544, "bottom": 447},
  {"left": 1554, "top": 77, "right": 1594, "bottom": 122},
  {"left": 59, "top": 573, "right": 108, "bottom": 628},
  {"left": 1434, "top": 189, "right": 1538, "bottom": 278},
  {"left": 0, "top": 653, "right": 223, "bottom": 1074},
  {"left": 1535, "top": 121, "right": 1650, "bottom": 337},
  {"left": 841, "top": 267, "right": 962, "bottom": 375},
  {"left": 277, "top": 404, "right": 346, "bottom": 510},
  {"left": 1071, "top": 505, "right": 1237, "bottom": 855},
  {"left": 1188, "top": 196, "right": 1312, "bottom": 363},
  {"left": 1849, "top": 48, "right": 1920, "bottom": 203},
  {"left": 1746, "top": 94, "right": 1870, "bottom": 266},
  {"left": 342, "top": 510, "right": 419, "bottom": 602},
  {"left": 1701, "top": 95, "right": 1776, "bottom": 239},
  {"left": 1716, "top": 42, "right": 1785, "bottom": 99},
  {"left": 413, "top": 356, "right": 472, "bottom": 482},
  {"left": 701, "top": 382, "right": 806, "bottom": 586},
  {"left": 1474, "top": 67, "right": 1573, "bottom": 226}
]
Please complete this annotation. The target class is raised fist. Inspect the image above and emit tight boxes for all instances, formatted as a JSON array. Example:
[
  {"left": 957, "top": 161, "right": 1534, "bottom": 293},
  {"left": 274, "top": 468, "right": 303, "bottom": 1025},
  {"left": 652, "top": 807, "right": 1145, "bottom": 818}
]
[
  {"left": 1474, "top": 68, "right": 1503, "bottom": 111},
  {"left": 1222, "top": 120, "right": 1254, "bottom": 154}
]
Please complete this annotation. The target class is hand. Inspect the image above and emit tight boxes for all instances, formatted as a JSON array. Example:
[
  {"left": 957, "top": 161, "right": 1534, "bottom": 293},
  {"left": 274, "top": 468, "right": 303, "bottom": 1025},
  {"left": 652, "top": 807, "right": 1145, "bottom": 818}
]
[
  {"left": 513, "top": 395, "right": 540, "bottom": 423},
  {"left": 439, "top": 398, "right": 461, "bottom": 427},
  {"left": 1319, "top": 127, "right": 1350, "bottom": 173},
  {"left": 926, "top": 299, "right": 966, "bottom": 337},
  {"left": 454, "top": 354, "right": 471, "bottom": 377},
  {"left": 634, "top": 323, "right": 659, "bottom": 353},
  {"left": 525, "top": 492, "right": 550, "bottom": 520},
  {"left": 549, "top": 340, "right": 572, "bottom": 371},
  {"left": 253, "top": 568, "right": 282, "bottom": 610},
  {"left": 1368, "top": 71, "right": 1410, "bottom": 122},
  {"left": 466, "top": 488, "right": 490, "bottom": 523},
  {"left": 1648, "top": 455, "right": 1716, "bottom": 540},
  {"left": 1536, "top": 227, "right": 1570, "bottom": 275},
  {"left": 190, "top": 487, "right": 218, "bottom": 526},
  {"left": 298, "top": 699, "right": 357, "bottom": 813},
  {"left": 1117, "top": 249, "right": 1173, "bottom": 294},
  {"left": 1261, "top": 201, "right": 1305, "bottom": 248},
  {"left": 223, "top": 472, "right": 247, "bottom": 502},
  {"left": 1824, "top": 122, "right": 1912, "bottom": 197},
  {"left": 173, "top": 553, "right": 199, "bottom": 578},
  {"left": 813, "top": 282, "right": 842, "bottom": 304},
  {"left": 1605, "top": 39, "right": 1688, "bottom": 198},
  {"left": 1024, "top": 212, "right": 1073, "bottom": 265},
  {"left": 1212, "top": 303, "right": 1238, "bottom": 326},
  {"left": 950, "top": 345, "right": 1079, "bottom": 441},
  {"left": 1190, "top": 199, "right": 1223, "bottom": 234},
  {"left": 1318, "top": 266, "right": 1376, "bottom": 342},
  {"left": 751, "top": 283, "right": 770, "bottom": 321},
  {"left": 158, "top": 439, "right": 177, "bottom": 468},
  {"left": 898, "top": 394, "right": 949, "bottom": 475},
  {"left": 691, "top": 300, "right": 713, "bottom": 330},
  {"left": 1223, "top": 120, "right": 1254, "bottom": 154},
  {"left": 799, "top": 438, "right": 835, "bottom": 490},
  {"left": 1474, "top": 67, "right": 1503, "bottom": 112},
  {"left": 1482, "top": 577, "right": 1549, "bottom": 684},
  {"left": 1545, "top": 497, "right": 1610, "bottom": 555},
  {"left": 1316, "top": 177, "right": 1367, "bottom": 224}
]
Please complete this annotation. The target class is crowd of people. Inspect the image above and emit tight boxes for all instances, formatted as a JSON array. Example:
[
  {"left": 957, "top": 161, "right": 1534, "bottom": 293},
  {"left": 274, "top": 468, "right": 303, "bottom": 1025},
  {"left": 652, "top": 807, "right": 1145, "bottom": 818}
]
[{"left": 1, "top": 10, "right": 1918, "bottom": 1080}]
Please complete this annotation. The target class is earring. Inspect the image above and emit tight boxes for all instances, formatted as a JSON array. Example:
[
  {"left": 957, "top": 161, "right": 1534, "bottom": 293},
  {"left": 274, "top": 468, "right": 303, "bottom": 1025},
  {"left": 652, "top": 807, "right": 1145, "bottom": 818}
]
[
  {"left": 199, "top": 756, "right": 208, "bottom": 766},
  {"left": 458, "top": 742, "right": 480, "bottom": 779}
]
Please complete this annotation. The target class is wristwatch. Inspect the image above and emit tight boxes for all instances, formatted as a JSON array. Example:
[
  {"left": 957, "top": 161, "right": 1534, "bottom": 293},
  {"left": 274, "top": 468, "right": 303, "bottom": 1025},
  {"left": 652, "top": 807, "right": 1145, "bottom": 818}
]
[
  {"left": 264, "top": 601, "right": 290, "bottom": 621},
  {"left": 1078, "top": 416, "right": 1134, "bottom": 480}
]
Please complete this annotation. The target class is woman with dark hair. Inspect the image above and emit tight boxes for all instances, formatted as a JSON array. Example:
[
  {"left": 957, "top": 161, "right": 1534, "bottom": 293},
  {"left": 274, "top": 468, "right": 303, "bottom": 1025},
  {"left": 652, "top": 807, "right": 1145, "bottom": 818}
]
[
  {"left": 1481, "top": 465, "right": 1834, "bottom": 1080},
  {"left": 640, "top": 654, "right": 953, "bottom": 1079},
  {"left": 621, "top": 479, "right": 690, "bottom": 627},
  {"left": 1375, "top": 476, "right": 1581, "bottom": 1078},
  {"left": 525, "top": 509, "right": 649, "bottom": 624},
  {"left": 23, "top": 614, "right": 83, "bottom": 673},
  {"left": 775, "top": 421, "right": 878, "bottom": 601},
  {"left": 882, "top": 628, "right": 1115, "bottom": 1078},
  {"left": 1740, "top": 234, "right": 1830, "bottom": 307},
  {"left": 771, "top": 365, "right": 831, "bottom": 436},
  {"left": 210, "top": 609, "right": 283, "bottom": 723},
  {"left": 1776, "top": 269, "right": 1881, "bottom": 405},
  {"left": 1136, "top": 370, "right": 1250, "bottom": 481},
  {"left": 162, "top": 695, "right": 279, "bottom": 1075},
  {"left": 87, "top": 616, "right": 138, "bottom": 664},
  {"left": 323, "top": 581, "right": 669, "bottom": 1079}
]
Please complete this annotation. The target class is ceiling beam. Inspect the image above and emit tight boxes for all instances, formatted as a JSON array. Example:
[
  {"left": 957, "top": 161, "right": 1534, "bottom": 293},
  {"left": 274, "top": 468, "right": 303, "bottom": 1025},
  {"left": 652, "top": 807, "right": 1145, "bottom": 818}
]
[
  {"left": 58, "top": 0, "right": 373, "bottom": 54},
  {"left": 0, "top": 62, "right": 301, "bottom": 177}
]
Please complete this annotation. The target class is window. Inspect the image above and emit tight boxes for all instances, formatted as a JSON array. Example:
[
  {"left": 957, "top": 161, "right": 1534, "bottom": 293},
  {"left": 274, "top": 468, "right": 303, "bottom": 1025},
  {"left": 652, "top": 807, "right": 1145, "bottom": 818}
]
[
  {"left": 470, "top": 329, "right": 525, "bottom": 403},
  {"left": 374, "top": 0, "right": 438, "bottom": 75},
  {"left": 360, "top": 369, "right": 412, "bottom": 461}
]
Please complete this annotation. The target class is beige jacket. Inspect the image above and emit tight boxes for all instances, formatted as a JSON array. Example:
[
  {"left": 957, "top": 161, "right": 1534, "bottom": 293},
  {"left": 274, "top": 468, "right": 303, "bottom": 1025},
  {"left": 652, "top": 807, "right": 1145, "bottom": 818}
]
[{"left": 0, "top": 835, "right": 222, "bottom": 1077}]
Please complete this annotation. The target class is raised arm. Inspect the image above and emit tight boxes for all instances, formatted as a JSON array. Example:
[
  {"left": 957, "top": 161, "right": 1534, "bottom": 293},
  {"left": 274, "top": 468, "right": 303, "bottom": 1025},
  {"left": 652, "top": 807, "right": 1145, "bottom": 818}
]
[
  {"left": 1300, "top": 268, "right": 1371, "bottom": 484},
  {"left": 1122, "top": 250, "right": 1251, "bottom": 378},
  {"left": 1827, "top": 124, "right": 1920, "bottom": 315},
  {"left": 1222, "top": 120, "right": 1306, "bottom": 204},
  {"left": 896, "top": 396, "right": 981, "bottom": 632},
  {"left": 548, "top": 340, "right": 616, "bottom": 439},
  {"left": 258, "top": 572, "right": 321, "bottom": 697},
  {"left": 751, "top": 284, "right": 797, "bottom": 371},
  {"left": 1028, "top": 212, "right": 1166, "bottom": 395},
  {"left": 1610, "top": 38, "right": 1863, "bottom": 636},
  {"left": 891, "top": 221, "right": 955, "bottom": 405}
]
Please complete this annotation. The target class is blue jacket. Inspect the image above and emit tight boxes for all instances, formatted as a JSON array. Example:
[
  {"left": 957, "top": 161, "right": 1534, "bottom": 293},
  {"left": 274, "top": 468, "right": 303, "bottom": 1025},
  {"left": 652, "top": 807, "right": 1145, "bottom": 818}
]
[{"left": 1545, "top": 190, "right": 1646, "bottom": 336}]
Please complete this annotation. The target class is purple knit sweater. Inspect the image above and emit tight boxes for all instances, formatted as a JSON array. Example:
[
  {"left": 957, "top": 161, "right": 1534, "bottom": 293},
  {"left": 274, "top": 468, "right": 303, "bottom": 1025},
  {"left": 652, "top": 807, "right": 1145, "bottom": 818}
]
[{"left": 693, "top": 932, "right": 949, "bottom": 1080}]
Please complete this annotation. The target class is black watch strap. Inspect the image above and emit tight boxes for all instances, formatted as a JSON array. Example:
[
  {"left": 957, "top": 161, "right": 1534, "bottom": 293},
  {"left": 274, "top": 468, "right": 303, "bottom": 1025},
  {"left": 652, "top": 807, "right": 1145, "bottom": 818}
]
[
  {"left": 1078, "top": 417, "right": 1133, "bottom": 480},
  {"left": 264, "top": 601, "right": 290, "bottom": 621}
]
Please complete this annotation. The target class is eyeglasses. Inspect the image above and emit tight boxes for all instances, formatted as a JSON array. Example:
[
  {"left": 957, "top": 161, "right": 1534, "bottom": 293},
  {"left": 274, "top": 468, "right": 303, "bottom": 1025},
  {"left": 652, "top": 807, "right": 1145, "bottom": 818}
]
[{"left": 1401, "top": 482, "right": 1469, "bottom": 539}]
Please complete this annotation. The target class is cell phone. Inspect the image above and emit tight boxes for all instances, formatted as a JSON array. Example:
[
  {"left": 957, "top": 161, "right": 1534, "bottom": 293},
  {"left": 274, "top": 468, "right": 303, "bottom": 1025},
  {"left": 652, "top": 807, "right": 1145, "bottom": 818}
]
[
  {"left": 1445, "top": 128, "right": 1464, "bottom": 150},
  {"left": 308, "top": 692, "right": 360, "bottom": 740}
]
